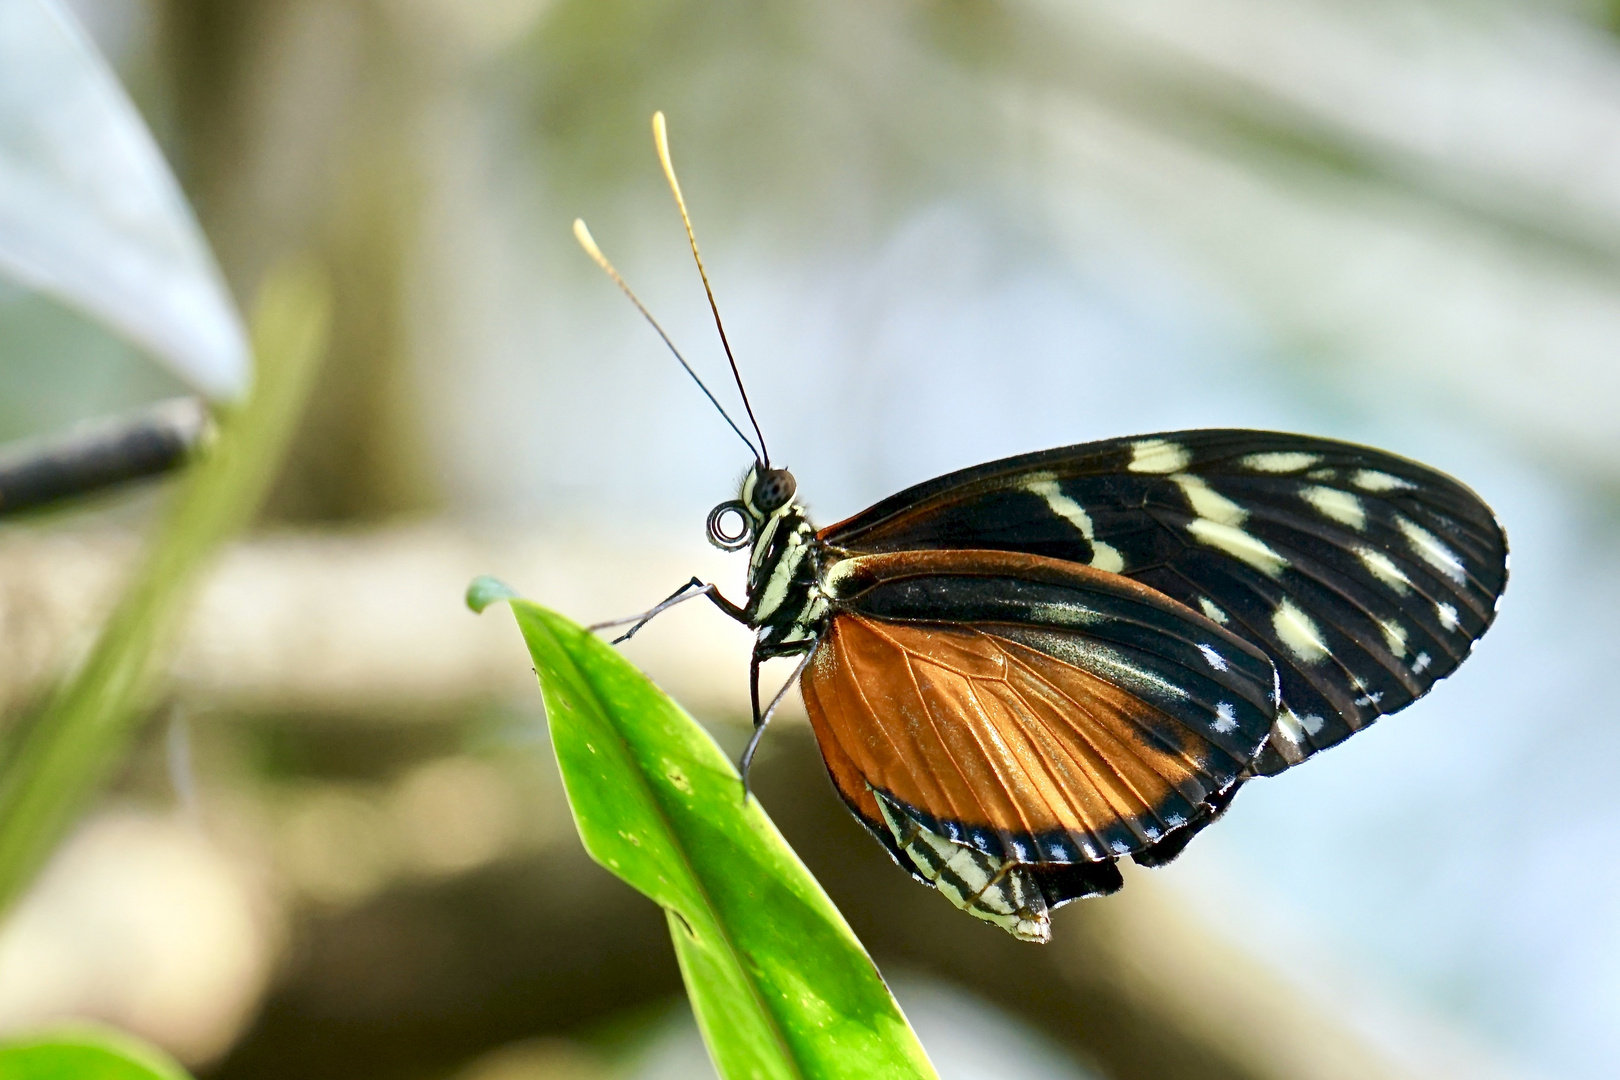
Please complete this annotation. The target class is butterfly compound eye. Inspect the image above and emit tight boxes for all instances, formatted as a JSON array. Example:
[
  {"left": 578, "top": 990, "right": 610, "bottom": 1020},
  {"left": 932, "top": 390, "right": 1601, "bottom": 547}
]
[
  {"left": 706, "top": 500, "right": 752, "bottom": 550},
  {"left": 752, "top": 468, "right": 797, "bottom": 513}
]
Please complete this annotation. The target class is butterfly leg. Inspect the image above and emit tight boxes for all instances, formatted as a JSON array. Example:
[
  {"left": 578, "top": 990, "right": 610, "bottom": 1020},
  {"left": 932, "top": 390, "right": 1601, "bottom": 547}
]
[
  {"left": 737, "top": 643, "right": 817, "bottom": 799},
  {"left": 588, "top": 577, "right": 747, "bottom": 644}
]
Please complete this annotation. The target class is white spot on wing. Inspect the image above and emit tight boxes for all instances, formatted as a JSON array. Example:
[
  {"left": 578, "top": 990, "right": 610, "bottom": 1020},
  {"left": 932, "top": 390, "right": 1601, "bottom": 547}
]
[
  {"left": 1025, "top": 477, "right": 1125, "bottom": 573},
  {"left": 1198, "top": 597, "right": 1230, "bottom": 624},
  {"left": 1352, "top": 469, "right": 1416, "bottom": 492},
  {"left": 1197, "top": 643, "right": 1229, "bottom": 671},
  {"left": 1242, "top": 451, "right": 1321, "bottom": 472},
  {"left": 1173, "top": 474, "right": 1246, "bottom": 526},
  {"left": 1188, "top": 519, "right": 1288, "bottom": 576},
  {"left": 1275, "top": 708, "right": 1305, "bottom": 744},
  {"left": 1212, "top": 701, "right": 1238, "bottom": 733},
  {"left": 1280, "top": 705, "right": 1326, "bottom": 739},
  {"left": 1398, "top": 517, "right": 1467, "bottom": 583},
  {"left": 1301, "top": 485, "right": 1366, "bottom": 529},
  {"left": 1128, "top": 439, "right": 1191, "bottom": 474},
  {"left": 1437, "top": 601, "right": 1459, "bottom": 631},
  {"left": 1379, "top": 618, "right": 1408, "bottom": 658},
  {"left": 1272, "top": 597, "right": 1330, "bottom": 662},
  {"left": 1173, "top": 474, "right": 1288, "bottom": 575},
  {"left": 1413, "top": 651, "right": 1432, "bottom": 674},
  {"left": 1358, "top": 547, "right": 1411, "bottom": 594}
]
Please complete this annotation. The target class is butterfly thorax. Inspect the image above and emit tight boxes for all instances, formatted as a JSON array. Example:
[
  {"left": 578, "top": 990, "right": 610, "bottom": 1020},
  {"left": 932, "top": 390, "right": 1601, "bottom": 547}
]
[{"left": 710, "top": 466, "right": 835, "bottom": 659}]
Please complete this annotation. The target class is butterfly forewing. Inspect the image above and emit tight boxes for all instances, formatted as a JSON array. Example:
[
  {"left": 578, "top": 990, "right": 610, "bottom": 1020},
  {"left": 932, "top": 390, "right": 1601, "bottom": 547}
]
[
  {"left": 801, "top": 549, "right": 1277, "bottom": 883},
  {"left": 819, "top": 430, "right": 1507, "bottom": 774}
]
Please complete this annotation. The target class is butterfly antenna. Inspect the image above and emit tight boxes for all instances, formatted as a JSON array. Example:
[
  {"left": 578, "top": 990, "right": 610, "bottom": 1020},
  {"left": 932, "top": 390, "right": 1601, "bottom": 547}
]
[
  {"left": 574, "top": 219, "right": 762, "bottom": 463},
  {"left": 652, "top": 111, "right": 771, "bottom": 468}
]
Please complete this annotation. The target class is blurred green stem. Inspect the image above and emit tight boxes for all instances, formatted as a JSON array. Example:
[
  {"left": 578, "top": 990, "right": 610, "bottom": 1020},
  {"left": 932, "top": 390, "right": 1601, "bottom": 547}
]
[{"left": 0, "top": 260, "right": 331, "bottom": 917}]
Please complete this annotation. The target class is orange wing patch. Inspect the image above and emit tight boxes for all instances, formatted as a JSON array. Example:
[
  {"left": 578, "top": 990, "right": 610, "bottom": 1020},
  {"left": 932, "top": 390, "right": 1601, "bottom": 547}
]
[{"left": 801, "top": 614, "right": 1237, "bottom": 864}]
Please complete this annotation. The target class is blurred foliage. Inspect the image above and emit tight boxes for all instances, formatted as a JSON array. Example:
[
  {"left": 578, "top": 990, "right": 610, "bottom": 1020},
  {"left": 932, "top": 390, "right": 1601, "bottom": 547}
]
[
  {"left": 0, "top": 260, "right": 330, "bottom": 915},
  {"left": 0, "top": 1025, "right": 193, "bottom": 1080}
]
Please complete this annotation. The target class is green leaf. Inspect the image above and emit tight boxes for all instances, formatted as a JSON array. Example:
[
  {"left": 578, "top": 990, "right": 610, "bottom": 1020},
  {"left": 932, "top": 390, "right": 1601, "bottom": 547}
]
[
  {"left": 478, "top": 592, "right": 937, "bottom": 1080},
  {"left": 0, "top": 259, "right": 331, "bottom": 916},
  {"left": 0, "top": 1025, "right": 193, "bottom": 1080}
]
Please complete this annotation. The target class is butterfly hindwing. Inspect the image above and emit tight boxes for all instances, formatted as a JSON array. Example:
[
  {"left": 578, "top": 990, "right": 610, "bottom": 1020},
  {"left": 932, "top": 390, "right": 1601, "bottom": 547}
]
[
  {"left": 818, "top": 430, "right": 1507, "bottom": 774},
  {"left": 800, "top": 548, "right": 1278, "bottom": 895}
]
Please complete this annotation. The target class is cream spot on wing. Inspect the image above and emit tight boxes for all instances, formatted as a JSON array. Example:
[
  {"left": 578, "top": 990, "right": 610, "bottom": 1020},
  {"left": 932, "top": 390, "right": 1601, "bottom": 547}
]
[
  {"left": 1272, "top": 597, "right": 1330, "bottom": 662},
  {"left": 1128, "top": 438, "right": 1191, "bottom": 474},
  {"left": 1025, "top": 477, "right": 1125, "bottom": 572},
  {"left": 1301, "top": 485, "right": 1366, "bottom": 529},
  {"left": 1243, "top": 451, "right": 1321, "bottom": 472},
  {"left": 1199, "top": 597, "right": 1230, "bottom": 624},
  {"left": 1197, "top": 643, "right": 1229, "bottom": 671},
  {"left": 1299, "top": 711, "right": 1326, "bottom": 736},
  {"left": 1379, "top": 618, "right": 1408, "bottom": 658},
  {"left": 1212, "top": 701, "right": 1238, "bottom": 733},
  {"left": 1413, "top": 650, "right": 1432, "bottom": 674},
  {"left": 1172, "top": 474, "right": 1247, "bottom": 526},
  {"left": 1352, "top": 469, "right": 1416, "bottom": 492},
  {"left": 1398, "top": 517, "right": 1467, "bottom": 583},
  {"left": 1275, "top": 708, "right": 1305, "bottom": 745},
  {"left": 1358, "top": 547, "right": 1411, "bottom": 593},
  {"left": 1187, "top": 519, "right": 1288, "bottom": 576},
  {"left": 1437, "top": 601, "right": 1460, "bottom": 631}
]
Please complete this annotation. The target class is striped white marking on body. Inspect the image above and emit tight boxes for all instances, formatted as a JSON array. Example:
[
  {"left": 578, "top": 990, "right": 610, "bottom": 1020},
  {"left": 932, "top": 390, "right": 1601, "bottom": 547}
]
[
  {"left": 752, "top": 530, "right": 809, "bottom": 621},
  {"left": 1024, "top": 477, "right": 1125, "bottom": 573},
  {"left": 874, "top": 792, "right": 1049, "bottom": 942},
  {"left": 1128, "top": 439, "right": 1191, "bottom": 474},
  {"left": 1358, "top": 547, "right": 1411, "bottom": 593},
  {"left": 1301, "top": 485, "right": 1366, "bottom": 529},
  {"left": 748, "top": 514, "right": 782, "bottom": 574},
  {"left": 1272, "top": 597, "right": 1330, "bottom": 662},
  {"left": 1352, "top": 469, "right": 1416, "bottom": 492},
  {"left": 1212, "top": 701, "right": 1238, "bottom": 733},
  {"left": 1243, "top": 451, "right": 1321, "bottom": 472},
  {"left": 1397, "top": 517, "right": 1467, "bottom": 583},
  {"left": 1197, "top": 643, "right": 1229, "bottom": 671}
]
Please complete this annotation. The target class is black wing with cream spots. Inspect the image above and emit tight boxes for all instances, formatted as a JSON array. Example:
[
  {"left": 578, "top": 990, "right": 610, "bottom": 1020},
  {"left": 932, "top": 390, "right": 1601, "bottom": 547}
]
[{"left": 819, "top": 430, "right": 1508, "bottom": 775}]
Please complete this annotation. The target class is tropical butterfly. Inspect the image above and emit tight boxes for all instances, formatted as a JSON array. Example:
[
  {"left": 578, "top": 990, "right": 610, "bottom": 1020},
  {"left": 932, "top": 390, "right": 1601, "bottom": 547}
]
[{"left": 575, "top": 114, "right": 1509, "bottom": 943}]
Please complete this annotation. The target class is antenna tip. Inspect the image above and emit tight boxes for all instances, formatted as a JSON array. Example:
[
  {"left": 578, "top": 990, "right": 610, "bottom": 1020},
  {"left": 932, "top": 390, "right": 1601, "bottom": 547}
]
[{"left": 573, "top": 218, "right": 604, "bottom": 262}]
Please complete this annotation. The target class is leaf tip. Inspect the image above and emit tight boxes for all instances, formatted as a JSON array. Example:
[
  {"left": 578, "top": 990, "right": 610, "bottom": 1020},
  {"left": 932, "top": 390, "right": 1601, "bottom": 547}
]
[{"left": 466, "top": 575, "right": 520, "bottom": 613}]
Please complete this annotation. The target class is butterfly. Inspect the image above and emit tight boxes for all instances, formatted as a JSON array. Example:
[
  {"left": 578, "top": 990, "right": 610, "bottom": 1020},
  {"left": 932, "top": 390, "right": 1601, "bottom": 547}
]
[{"left": 576, "top": 114, "right": 1509, "bottom": 943}]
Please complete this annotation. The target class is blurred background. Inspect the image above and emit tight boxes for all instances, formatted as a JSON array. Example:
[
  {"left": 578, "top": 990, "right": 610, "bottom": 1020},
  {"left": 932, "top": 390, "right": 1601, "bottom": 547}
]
[{"left": 2, "top": 0, "right": 1619, "bottom": 1077}]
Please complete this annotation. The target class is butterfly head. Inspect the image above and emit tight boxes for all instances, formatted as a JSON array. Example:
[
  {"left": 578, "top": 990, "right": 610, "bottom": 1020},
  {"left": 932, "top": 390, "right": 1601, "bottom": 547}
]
[{"left": 706, "top": 464, "right": 798, "bottom": 551}]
